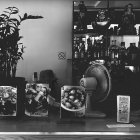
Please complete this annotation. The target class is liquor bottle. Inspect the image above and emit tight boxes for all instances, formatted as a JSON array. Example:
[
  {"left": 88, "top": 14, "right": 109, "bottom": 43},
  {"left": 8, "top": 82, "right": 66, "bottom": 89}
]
[
  {"left": 109, "top": 27, "right": 114, "bottom": 35},
  {"left": 80, "top": 41, "right": 85, "bottom": 59},
  {"left": 74, "top": 43, "right": 79, "bottom": 59},
  {"left": 32, "top": 72, "right": 38, "bottom": 83},
  {"left": 106, "top": 46, "right": 110, "bottom": 56},
  {"left": 109, "top": 40, "right": 115, "bottom": 60},
  {"left": 93, "top": 39, "right": 98, "bottom": 60},
  {"left": 119, "top": 42, "right": 126, "bottom": 65},
  {"left": 109, "top": 40, "right": 119, "bottom": 65},
  {"left": 99, "top": 42, "right": 105, "bottom": 59},
  {"left": 113, "top": 26, "right": 118, "bottom": 35},
  {"left": 86, "top": 37, "right": 92, "bottom": 60},
  {"left": 127, "top": 43, "right": 138, "bottom": 65}
]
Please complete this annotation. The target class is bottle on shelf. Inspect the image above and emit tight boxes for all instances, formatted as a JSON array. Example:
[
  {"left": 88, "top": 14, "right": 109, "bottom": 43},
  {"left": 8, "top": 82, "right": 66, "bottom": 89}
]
[
  {"left": 113, "top": 26, "right": 118, "bottom": 35},
  {"left": 127, "top": 43, "right": 138, "bottom": 66},
  {"left": 108, "top": 27, "right": 114, "bottom": 36},
  {"left": 109, "top": 40, "right": 115, "bottom": 59},
  {"left": 93, "top": 39, "right": 98, "bottom": 60},
  {"left": 73, "top": 43, "right": 79, "bottom": 59},
  {"left": 99, "top": 42, "right": 105, "bottom": 60},
  {"left": 80, "top": 41, "right": 85, "bottom": 59},
  {"left": 86, "top": 37, "right": 92, "bottom": 60},
  {"left": 32, "top": 72, "right": 38, "bottom": 83},
  {"left": 119, "top": 42, "right": 126, "bottom": 66},
  {"left": 104, "top": 37, "right": 110, "bottom": 61},
  {"left": 109, "top": 40, "right": 119, "bottom": 65}
]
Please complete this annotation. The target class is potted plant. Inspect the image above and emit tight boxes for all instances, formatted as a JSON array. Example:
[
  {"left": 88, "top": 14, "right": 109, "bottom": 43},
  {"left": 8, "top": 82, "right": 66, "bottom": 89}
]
[
  {"left": 0, "top": 6, "right": 43, "bottom": 78},
  {"left": 0, "top": 7, "right": 43, "bottom": 118}
]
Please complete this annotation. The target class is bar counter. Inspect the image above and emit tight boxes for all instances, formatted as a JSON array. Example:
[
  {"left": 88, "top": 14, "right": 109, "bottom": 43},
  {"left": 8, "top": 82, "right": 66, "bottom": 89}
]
[{"left": 0, "top": 110, "right": 140, "bottom": 140}]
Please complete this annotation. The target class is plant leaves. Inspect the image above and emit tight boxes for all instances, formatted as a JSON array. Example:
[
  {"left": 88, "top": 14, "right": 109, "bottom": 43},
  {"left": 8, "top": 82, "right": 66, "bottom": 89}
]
[
  {"left": 27, "top": 15, "right": 43, "bottom": 19},
  {"left": 6, "top": 7, "right": 13, "bottom": 10},
  {"left": 3, "top": 11, "right": 10, "bottom": 14},
  {"left": 18, "top": 43, "right": 23, "bottom": 45},
  {"left": 24, "top": 13, "right": 27, "bottom": 18},
  {"left": 0, "top": 14, "right": 9, "bottom": 19},
  {"left": 20, "top": 56, "right": 23, "bottom": 60},
  {"left": 17, "top": 36, "right": 23, "bottom": 41},
  {"left": 6, "top": 7, "right": 19, "bottom": 11},
  {"left": 8, "top": 21, "right": 18, "bottom": 27},
  {"left": 21, "top": 13, "right": 28, "bottom": 21},
  {"left": 18, "top": 15, "right": 22, "bottom": 21},
  {"left": 0, "top": 17, "right": 5, "bottom": 22},
  {"left": 9, "top": 18, "right": 20, "bottom": 25},
  {"left": 12, "top": 7, "right": 19, "bottom": 11},
  {"left": 8, "top": 25, "right": 18, "bottom": 30},
  {"left": 9, "top": 18, "right": 19, "bottom": 22},
  {"left": 11, "top": 10, "right": 18, "bottom": 14},
  {"left": 21, "top": 14, "right": 43, "bottom": 21}
]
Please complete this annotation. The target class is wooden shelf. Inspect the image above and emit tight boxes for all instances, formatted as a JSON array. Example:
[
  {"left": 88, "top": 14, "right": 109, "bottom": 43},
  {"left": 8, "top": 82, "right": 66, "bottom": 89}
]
[{"left": 73, "top": 29, "right": 106, "bottom": 36}]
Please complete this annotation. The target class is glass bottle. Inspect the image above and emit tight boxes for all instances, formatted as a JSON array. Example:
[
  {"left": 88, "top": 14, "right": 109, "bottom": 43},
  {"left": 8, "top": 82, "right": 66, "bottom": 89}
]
[
  {"left": 32, "top": 72, "right": 38, "bottom": 83},
  {"left": 80, "top": 41, "right": 85, "bottom": 59},
  {"left": 86, "top": 37, "right": 92, "bottom": 60},
  {"left": 100, "top": 42, "right": 105, "bottom": 59},
  {"left": 119, "top": 42, "right": 126, "bottom": 65},
  {"left": 127, "top": 43, "right": 138, "bottom": 65},
  {"left": 93, "top": 39, "right": 98, "bottom": 60},
  {"left": 109, "top": 40, "right": 116, "bottom": 59},
  {"left": 74, "top": 43, "right": 79, "bottom": 59},
  {"left": 109, "top": 40, "right": 120, "bottom": 65}
]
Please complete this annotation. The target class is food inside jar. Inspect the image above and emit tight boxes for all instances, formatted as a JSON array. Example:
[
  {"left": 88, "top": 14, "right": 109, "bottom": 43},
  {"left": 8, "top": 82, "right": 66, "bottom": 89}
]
[{"left": 61, "top": 88, "right": 86, "bottom": 110}]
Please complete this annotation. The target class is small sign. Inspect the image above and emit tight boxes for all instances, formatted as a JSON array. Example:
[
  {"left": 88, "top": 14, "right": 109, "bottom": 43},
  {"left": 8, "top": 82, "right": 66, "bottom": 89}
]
[
  {"left": 117, "top": 95, "right": 130, "bottom": 123},
  {"left": 58, "top": 52, "right": 66, "bottom": 60}
]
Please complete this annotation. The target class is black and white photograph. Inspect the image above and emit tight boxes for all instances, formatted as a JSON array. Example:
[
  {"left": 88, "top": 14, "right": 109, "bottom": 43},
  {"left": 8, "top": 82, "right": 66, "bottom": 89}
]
[
  {"left": 0, "top": 86, "right": 17, "bottom": 116},
  {"left": 25, "top": 83, "right": 49, "bottom": 116},
  {"left": 0, "top": 0, "right": 140, "bottom": 140}
]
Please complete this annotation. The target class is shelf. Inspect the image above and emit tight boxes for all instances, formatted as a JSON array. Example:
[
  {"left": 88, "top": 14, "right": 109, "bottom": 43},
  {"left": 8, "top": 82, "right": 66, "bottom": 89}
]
[
  {"left": 74, "top": 30, "right": 140, "bottom": 37},
  {"left": 73, "top": 30, "right": 107, "bottom": 36},
  {"left": 110, "top": 35, "right": 140, "bottom": 37},
  {"left": 67, "top": 58, "right": 90, "bottom": 63},
  {"left": 73, "top": 10, "right": 140, "bottom": 24}
]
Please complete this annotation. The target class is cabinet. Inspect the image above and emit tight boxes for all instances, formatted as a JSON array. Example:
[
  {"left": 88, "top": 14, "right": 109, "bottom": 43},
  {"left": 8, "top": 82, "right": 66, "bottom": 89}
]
[{"left": 72, "top": 1, "right": 140, "bottom": 115}]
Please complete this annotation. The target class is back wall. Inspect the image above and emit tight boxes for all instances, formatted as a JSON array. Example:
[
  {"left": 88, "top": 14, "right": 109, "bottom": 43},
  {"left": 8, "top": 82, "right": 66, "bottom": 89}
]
[{"left": 0, "top": 0, "right": 77, "bottom": 86}]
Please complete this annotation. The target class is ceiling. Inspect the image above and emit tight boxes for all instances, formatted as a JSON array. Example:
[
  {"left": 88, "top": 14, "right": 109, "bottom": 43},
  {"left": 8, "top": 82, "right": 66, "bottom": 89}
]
[{"left": 74, "top": 0, "right": 140, "bottom": 10}]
